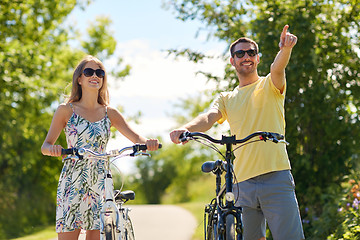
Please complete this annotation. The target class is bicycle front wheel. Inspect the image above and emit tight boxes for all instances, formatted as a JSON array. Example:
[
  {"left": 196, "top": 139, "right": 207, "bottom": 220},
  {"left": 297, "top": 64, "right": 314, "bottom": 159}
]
[{"left": 122, "top": 216, "right": 135, "bottom": 240}]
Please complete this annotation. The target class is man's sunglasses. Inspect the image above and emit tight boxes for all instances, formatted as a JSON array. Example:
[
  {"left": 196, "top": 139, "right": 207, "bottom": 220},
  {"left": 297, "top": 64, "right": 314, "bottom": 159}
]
[
  {"left": 233, "top": 49, "right": 257, "bottom": 58},
  {"left": 83, "top": 68, "right": 105, "bottom": 78}
]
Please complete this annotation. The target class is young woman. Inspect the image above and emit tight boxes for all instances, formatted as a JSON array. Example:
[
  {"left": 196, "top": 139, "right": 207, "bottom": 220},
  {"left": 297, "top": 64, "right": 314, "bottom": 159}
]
[{"left": 41, "top": 55, "right": 159, "bottom": 240}]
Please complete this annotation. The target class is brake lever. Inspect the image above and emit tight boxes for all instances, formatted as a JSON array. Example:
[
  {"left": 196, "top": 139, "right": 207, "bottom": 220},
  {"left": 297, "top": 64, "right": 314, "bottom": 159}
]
[
  {"left": 62, "top": 155, "right": 79, "bottom": 162},
  {"left": 268, "top": 137, "right": 290, "bottom": 145},
  {"left": 278, "top": 139, "right": 290, "bottom": 145},
  {"left": 130, "top": 152, "right": 151, "bottom": 157}
]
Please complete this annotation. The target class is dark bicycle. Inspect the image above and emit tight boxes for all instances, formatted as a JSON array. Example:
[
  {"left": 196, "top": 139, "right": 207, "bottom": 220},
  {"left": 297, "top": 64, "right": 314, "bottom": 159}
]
[{"left": 179, "top": 131, "right": 288, "bottom": 240}]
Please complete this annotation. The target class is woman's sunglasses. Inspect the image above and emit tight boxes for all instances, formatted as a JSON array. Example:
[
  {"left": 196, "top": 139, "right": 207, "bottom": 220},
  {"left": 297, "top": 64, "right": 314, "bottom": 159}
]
[
  {"left": 233, "top": 49, "right": 257, "bottom": 58},
  {"left": 83, "top": 68, "right": 105, "bottom": 78}
]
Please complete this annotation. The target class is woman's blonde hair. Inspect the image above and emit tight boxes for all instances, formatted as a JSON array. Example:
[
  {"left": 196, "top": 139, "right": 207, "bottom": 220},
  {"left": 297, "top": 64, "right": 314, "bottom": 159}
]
[{"left": 67, "top": 55, "right": 109, "bottom": 105}]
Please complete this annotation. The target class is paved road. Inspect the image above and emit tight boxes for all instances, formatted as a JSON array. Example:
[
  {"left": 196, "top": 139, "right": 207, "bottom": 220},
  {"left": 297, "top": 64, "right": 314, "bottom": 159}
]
[
  {"left": 55, "top": 204, "right": 197, "bottom": 240},
  {"left": 129, "top": 205, "right": 197, "bottom": 240}
]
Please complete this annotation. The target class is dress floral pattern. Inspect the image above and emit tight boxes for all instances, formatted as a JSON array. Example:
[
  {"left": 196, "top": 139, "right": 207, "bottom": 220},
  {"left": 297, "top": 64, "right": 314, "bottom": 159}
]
[{"left": 56, "top": 104, "right": 111, "bottom": 232}]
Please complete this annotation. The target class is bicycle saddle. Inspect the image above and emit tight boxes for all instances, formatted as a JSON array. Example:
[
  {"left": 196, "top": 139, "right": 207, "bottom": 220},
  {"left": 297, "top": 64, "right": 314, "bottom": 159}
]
[{"left": 115, "top": 190, "right": 135, "bottom": 201}]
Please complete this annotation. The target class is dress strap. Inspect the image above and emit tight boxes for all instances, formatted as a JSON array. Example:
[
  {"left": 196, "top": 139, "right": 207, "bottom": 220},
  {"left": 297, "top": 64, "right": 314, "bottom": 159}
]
[
  {"left": 69, "top": 103, "right": 75, "bottom": 113},
  {"left": 105, "top": 106, "right": 108, "bottom": 119}
]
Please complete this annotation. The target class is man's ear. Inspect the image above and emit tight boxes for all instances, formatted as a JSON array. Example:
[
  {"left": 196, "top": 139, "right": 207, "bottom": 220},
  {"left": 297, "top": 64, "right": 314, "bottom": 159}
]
[{"left": 230, "top": 57, "right": 235, "bottom": 66}]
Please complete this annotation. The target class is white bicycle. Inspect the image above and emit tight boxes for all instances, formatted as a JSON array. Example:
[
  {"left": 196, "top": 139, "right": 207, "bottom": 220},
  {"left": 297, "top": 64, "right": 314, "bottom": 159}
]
[{"left": 62, "top": 143, "right": 161, "bottom": 240}]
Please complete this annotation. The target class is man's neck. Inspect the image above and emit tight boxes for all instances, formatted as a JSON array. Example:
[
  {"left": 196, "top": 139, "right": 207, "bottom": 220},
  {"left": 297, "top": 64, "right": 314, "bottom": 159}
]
[{"left": 237, "top": 72, "right": 259, "bottom": 88}]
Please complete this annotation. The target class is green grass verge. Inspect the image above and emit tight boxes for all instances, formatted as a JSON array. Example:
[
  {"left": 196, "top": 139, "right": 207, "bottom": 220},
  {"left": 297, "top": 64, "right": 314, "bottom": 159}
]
[
  {"left": 178, "top": 201, "right": 208, "bottom": 240},
  {"left": 11, "top": 226, "right": 56, "bottom": 240},
  {"left": 175, "top": 174, "right": 218, "bottom": 240}
]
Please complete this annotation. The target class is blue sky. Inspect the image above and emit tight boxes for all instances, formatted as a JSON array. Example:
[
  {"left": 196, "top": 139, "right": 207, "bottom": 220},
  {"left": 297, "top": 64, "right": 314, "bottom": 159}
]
[
  {"left": 67, "top": 0, "right": 229, "bottom": 172},
  {"left": 69, "top": 0, "right": 225, "bottom": 51}
]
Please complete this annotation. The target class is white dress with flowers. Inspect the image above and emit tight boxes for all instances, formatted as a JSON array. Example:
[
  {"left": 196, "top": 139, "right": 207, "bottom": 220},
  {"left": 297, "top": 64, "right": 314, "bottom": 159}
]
[{"left": 56, "top": 103, "right": 111, "bottom": 232}]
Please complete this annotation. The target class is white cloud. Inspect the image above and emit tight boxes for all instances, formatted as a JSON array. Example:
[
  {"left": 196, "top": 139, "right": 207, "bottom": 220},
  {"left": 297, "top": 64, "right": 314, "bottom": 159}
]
[{"left": 108, "top": 39, "right": 226, "bottom": 99}]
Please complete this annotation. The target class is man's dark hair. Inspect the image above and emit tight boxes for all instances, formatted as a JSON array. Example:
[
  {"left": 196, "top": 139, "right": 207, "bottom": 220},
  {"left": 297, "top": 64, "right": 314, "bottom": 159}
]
[{"left": 230, "top": 37, "right": 259, "bottom": 57}]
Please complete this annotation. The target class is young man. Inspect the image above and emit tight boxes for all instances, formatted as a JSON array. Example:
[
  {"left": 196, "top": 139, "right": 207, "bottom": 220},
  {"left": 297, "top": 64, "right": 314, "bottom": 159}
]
[{"left": 170, "top": 25, "right": 305, "bottom": 240}]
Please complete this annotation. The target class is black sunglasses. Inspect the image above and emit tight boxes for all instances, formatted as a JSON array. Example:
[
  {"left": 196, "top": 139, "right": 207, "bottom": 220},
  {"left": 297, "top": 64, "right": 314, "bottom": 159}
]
[
  {"left": 233, "top": 49, "right": 257, "bottom": 58},
  {"left": 83, "top": 68, "right": 105, "bottom": 78}
]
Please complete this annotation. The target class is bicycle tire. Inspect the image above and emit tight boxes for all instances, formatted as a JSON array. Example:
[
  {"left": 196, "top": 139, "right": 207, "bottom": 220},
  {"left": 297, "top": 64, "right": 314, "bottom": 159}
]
[
  {"left": 225, "top": 214, "right": 236, "bottom": 240},
  {"left": 122, "top": 216, "right": 135, "bottom": 240},
  {"left": 105, "top": 215, "right": 115, "bottom": 240}
]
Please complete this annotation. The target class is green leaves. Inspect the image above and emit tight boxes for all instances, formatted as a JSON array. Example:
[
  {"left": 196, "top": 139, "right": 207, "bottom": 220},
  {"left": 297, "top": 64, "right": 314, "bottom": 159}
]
[{"left": 0, "top": 1, "right": 128, "bottom": 238}]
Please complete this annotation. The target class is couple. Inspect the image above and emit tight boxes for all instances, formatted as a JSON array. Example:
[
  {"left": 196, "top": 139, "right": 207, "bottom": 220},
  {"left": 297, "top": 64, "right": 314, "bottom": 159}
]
[{"left": 42, "top": 25, "right": 304, "bottom": 240}]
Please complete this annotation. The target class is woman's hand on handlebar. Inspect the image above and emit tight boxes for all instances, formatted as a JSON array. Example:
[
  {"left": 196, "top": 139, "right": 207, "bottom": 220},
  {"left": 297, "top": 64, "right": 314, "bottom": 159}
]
[
  {"left": 169, "top": 129, "right": 188, "bottom": 144},
  {"left": 48, "top": 144, "right": 64, "bottom": 157},
  {"left": 145, "top": 138, "right": 160, "bottom": 151}
]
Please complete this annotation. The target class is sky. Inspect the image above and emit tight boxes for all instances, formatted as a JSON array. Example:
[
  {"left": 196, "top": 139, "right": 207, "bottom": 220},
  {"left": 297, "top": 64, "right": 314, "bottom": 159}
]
[{"left": 66, "top": 0, "right": 229, "bottom": 172}]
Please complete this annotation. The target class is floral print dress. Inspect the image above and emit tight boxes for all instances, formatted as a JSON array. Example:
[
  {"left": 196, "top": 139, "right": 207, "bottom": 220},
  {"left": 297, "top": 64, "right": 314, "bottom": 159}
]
[{"left": 56, "top": 103, "right": 111, "bottom": 232}]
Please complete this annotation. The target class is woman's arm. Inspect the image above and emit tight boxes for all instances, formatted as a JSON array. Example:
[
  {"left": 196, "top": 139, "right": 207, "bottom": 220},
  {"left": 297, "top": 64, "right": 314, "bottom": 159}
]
[{"left": 41, "top": 103, "right": 72, "bottom": 156}]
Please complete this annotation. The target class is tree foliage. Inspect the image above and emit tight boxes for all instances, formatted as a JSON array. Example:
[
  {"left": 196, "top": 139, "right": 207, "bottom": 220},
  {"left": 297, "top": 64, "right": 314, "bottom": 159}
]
[
  {"left": 0, "top": 0, "right": 128, "bottom": 237},
  {"left": 166, "top": 0, "right": 360, "bottom": 238}
]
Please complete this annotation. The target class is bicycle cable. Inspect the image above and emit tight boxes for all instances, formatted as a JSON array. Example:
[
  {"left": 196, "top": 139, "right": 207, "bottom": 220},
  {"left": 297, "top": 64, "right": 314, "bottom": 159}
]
[
  {"left": 193, "top": 137, "right": 226, "bottom": 159},
  {"left": 232, "top": 139, "right": 264, "bottom": 152}
]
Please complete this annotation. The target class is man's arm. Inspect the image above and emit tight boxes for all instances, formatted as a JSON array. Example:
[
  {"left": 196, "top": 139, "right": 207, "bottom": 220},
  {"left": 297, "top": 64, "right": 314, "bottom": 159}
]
[
  {"left": 169, "top": 108, "right": 222, "bottom": 144},
  {"left": 270, "top": 25, "right": 297, "bottom": 93}
]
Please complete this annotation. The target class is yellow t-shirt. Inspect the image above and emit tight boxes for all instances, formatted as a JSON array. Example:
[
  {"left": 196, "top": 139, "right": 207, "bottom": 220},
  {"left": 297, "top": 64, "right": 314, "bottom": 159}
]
[{"left": 212, "top": 73, "right": 291, "bottom": 182}]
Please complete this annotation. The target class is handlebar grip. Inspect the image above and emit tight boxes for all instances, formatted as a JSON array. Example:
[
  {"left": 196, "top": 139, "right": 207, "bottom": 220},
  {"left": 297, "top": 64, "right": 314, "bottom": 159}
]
[
  {"left": 201, "top": 160, "right": 225, "bottom": 173},
  {"left": 135, "top": 144, "right": 163, "bottom": 151},
  {"left": 179, "top": 131, "right": 190, "bottom": 142},
  {"left": 271, "top": 132, "right": 284, "bottom": 140},
  {"left": 61, "top": 148, "right": 77, "bottom": 155}
]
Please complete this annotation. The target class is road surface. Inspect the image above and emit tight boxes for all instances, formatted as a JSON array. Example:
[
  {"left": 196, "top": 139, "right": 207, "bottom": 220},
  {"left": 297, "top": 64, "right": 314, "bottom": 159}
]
[{"left": 59, "top": 204, "right": 197, "bottom": 240}]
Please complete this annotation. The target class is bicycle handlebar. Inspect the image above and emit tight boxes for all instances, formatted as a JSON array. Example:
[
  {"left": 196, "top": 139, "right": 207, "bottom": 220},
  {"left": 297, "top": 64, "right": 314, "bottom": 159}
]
[
  {"left": 179, "top": 131, "right": 288, "bottom": 145},
  {"left": 61, "top": 143, "right": 162, "bottom": 157}
]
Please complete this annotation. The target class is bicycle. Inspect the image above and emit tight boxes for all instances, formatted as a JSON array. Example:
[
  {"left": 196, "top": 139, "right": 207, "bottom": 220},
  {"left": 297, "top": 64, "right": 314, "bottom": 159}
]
[
  {"left": 61, "top": 143, "right": 161, "bottom": 240},
  {"left": 179, "top": 131, "right": 288, "bottom": 240}
]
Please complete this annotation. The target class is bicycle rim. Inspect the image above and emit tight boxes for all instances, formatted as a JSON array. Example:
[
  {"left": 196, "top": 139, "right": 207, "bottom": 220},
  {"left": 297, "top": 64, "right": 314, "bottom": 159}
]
[
  {"left": 205, "top": 207, "right": 217, "bottom": 240},
  {"left": 207, "top": 222, "right": 217, "bottom": 240},
  {"left": 123, "top": 217, "right": 135, "bottom": 240}
]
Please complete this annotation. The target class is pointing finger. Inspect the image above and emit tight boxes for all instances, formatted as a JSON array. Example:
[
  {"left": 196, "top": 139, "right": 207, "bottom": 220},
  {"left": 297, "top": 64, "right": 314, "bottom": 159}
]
[{"left": 281, "top": 25, "right": 289, "bottom": 39}]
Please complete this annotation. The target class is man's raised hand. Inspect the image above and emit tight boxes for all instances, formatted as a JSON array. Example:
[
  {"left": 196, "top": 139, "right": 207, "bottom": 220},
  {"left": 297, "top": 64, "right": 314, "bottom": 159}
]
[{"left": 279, "top": 25, "right": 297, "bottom": 49}]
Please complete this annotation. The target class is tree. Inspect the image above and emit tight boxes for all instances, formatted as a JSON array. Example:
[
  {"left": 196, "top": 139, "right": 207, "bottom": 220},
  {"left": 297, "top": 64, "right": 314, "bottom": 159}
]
[
  {"left": 166, "top": 0, "right": 360, "bottom": 238},
  {"left": 0, "top": 0, "right": 128, "bottom": 237}
]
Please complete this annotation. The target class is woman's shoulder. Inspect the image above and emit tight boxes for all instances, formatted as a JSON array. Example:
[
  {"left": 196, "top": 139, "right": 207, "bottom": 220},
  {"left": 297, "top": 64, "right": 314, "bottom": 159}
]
[
  {"left": 57, "top": 103, "right": 73, "bottom": 112},
  {"left": 106, "top": 106, "right": 126, "bottom": 123},
  {"left": 106, "top": 106, "right": 123, "bottom": 116},
  {"left": 55, "top": 103, "right": 74, "bottom": 120}
]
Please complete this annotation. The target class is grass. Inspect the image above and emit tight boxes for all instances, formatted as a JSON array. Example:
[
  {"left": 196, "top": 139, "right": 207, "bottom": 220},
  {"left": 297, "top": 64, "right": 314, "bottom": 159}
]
[
  {"left": 11, "top": 226, "right": 56, "bottom": 240},
  {"left": 175, "top": 174, "right": 217, "bottom": 240},
  {"left": 178, "top": 201, "right": 208, "bottom": 240}
]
